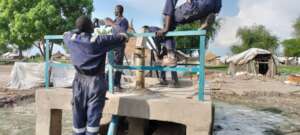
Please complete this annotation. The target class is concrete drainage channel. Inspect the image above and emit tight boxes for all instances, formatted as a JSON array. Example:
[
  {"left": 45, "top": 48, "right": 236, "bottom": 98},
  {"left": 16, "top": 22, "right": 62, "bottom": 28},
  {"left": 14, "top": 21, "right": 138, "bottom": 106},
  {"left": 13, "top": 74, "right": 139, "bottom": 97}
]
[{"left": 1, "top": 101, "right": 299, "bottom": 135}]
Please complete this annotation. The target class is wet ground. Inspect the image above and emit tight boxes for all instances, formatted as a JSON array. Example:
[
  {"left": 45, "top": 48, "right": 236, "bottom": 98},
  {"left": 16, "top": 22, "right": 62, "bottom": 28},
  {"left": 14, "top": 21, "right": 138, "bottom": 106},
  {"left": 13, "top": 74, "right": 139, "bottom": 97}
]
[{"left": 0, "top": 102, "right": 299, "bottom": 135}]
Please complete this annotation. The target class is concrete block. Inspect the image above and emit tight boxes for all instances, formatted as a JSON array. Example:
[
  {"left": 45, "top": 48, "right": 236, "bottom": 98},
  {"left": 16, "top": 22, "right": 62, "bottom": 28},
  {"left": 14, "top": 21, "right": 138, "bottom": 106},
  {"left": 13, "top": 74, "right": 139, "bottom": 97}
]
[{"left": 35, "top": 88, "right": 212, "bottom": 135}]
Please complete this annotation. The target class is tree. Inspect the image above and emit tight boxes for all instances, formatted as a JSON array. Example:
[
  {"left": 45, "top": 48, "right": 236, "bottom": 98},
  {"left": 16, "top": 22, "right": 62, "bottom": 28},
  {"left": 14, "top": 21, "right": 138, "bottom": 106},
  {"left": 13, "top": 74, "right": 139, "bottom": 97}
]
[
  {"left": 282, "top": 17, "right": 300, "bottom": 57},
  {"left": 175, "top": 19, "right": 221, "bottom": 49},
  {"left": 0, "top": 0, "right": 93, "bottom": 59},
  {"left": 230, "top": 25, "right": 279, "bottom": 54},
  {"left": 293, "top": 17, "right": 300, "bottom": 38},
  {"left": 282, "top": 39, "right": 300, "bottom": 57}
]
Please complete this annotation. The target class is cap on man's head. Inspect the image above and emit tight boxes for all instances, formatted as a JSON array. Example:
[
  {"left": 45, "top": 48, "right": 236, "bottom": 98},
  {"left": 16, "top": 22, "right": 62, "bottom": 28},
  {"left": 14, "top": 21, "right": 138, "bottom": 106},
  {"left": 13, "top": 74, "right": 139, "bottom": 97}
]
[{"left": 76, "top": 16, "right": 94, "bottom": 33}]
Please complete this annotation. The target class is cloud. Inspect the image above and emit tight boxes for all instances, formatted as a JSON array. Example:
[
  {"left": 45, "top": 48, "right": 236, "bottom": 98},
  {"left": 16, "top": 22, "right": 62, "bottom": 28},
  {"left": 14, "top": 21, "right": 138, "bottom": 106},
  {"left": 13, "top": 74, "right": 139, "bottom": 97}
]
[
  {"left": 213, "top": 0, "right": 300, "bottom": 47},
  {"left": 116, "top": 0, "right": 186, "bottom": 15}
]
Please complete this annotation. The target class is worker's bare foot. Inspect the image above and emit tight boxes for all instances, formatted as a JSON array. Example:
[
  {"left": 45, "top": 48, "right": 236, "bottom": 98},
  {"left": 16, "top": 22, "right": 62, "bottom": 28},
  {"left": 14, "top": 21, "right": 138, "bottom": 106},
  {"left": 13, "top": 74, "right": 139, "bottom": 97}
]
[
  {"left": 200, "top": 13, "right": 216, "bottom": 29},
  {"left": 161, "top": 56, "right": 177, "bottom": 67}
]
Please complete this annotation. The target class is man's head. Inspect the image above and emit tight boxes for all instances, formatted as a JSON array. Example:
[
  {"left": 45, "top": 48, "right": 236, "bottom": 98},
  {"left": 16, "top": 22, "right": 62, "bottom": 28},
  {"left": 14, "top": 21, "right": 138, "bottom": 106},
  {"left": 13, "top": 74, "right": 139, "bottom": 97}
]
[
  {"left": 76, "top": 16, "right": 94, "bottom": 33},
  {"left": 142, "top": 25, "right": 150, "bottom": 32},
  {"left": 114, "top": 5, "right": 124, "bottom": 17}
]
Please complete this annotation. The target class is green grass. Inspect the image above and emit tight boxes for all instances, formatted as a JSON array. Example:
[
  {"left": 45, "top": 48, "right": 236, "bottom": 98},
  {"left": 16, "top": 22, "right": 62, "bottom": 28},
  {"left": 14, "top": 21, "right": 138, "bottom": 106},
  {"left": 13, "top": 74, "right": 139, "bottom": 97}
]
[
  {"left": 278, "top": 65, "right": 300, "bottom": 75},
  {"left": 206, "top": 65, "right": 228, "bottom": 72},
  {"left": 24, "top": 56, "right": 44, "bottom": 63}
]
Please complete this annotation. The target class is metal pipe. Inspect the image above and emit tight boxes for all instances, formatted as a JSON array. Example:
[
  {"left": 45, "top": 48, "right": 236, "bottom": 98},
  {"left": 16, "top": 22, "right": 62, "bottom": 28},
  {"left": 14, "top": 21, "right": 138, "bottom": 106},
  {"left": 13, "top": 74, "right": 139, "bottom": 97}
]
[
  {"left": 45, "top": 40, "right": 50, "bottom": 89},
  {"left": 198, "top": 35, "right": 206, "bottom": 101},
  {"left": 107, "top": 116, "right": 119, "bottom": 135}
]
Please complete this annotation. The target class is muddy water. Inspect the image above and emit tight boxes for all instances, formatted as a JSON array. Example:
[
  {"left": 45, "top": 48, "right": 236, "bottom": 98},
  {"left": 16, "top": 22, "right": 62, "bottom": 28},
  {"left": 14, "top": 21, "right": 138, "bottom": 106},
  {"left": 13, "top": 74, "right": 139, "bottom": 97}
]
[
  {"left": 0, "top": 102, "right": 299, "bottom": 135},
  {"left": 0, "top": 103, "right": 73, "bottom": 135},
  {"left": 213, "top": 102, "right": 300, "bottom": 135}
]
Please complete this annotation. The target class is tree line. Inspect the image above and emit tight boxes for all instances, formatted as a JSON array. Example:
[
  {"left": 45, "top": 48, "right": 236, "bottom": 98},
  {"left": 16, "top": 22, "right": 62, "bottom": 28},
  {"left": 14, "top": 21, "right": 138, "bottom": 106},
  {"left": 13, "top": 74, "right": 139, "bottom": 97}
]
[
  {"left": 0, "top": 1, "right": 299, "bottom": 58},
  {"left": 0, "top": 0, "right": 93, "bottom": 59}
]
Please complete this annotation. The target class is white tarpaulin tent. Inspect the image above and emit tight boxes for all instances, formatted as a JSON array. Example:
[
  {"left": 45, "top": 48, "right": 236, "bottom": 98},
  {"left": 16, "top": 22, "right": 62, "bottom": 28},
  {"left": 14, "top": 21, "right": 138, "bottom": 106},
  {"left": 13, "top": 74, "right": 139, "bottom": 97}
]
[
  {"left": 227, "top": 48, "right": 277, "bottom": 77},
  {"left": 7, "top": 62, "right": 75, "bottom": 90},
  {"left": 8, "top": 62, "right": 45, "bottom": 90},
  {"left": 227, "top": 48, "right": 271, "bottom": 65}
]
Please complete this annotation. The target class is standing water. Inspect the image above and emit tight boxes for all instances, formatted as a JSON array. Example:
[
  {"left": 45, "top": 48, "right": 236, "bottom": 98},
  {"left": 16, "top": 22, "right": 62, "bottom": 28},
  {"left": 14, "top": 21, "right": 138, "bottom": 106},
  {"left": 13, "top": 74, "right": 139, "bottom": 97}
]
[{"left": 0, "top": 102, "right": 298, "bottom": 135}]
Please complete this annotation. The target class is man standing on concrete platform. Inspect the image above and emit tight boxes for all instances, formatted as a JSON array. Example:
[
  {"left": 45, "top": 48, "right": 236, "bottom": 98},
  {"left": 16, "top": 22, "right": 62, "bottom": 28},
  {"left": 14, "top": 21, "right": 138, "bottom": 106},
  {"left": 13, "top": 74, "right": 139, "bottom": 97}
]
[
  {"left": 156, "top": 0, "right": 222, "bottom": 66},
  {"left": 143, "top": 25, "right": 180, "bottom": 88},
  {"left": 105, "top": 5, "right": 129, "bottom": 91},
  {"left": 64, "top": 16, "right": 128, "bottom": 135}
]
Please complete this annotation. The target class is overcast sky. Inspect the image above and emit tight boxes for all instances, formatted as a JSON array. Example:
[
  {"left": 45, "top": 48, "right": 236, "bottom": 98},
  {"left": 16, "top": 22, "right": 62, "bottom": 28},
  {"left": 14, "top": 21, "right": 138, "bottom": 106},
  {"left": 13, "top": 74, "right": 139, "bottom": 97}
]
[{"left": 93, "top": 0, "right": 300, "bottom": 56}]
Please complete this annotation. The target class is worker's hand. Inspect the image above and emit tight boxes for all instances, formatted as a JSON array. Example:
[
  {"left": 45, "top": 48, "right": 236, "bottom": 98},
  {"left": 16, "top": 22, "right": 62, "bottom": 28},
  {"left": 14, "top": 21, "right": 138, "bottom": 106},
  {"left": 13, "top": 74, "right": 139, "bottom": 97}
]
[
  {"left": 118, "top": 33, "right": 129, "bottom": 42},
  {"left": 105, "top": 17, "right": 114, "bottom": 26},
  {"left": 156, "top": 29, "right": 168, "bottom": 37}
]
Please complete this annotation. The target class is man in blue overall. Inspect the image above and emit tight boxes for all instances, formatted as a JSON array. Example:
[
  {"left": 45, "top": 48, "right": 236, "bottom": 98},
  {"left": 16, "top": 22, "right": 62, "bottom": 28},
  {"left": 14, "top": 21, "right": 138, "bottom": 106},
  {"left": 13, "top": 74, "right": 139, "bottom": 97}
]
[
  {"left": 156, "top": 0, "right": 222, "bottom": 66},
  {"left": 105, "top": 5, "right": 129, "bottom": 91},
  {"left": 64, "top": 16, "right": 128, "bottom": 135},
  {"left": 143, "top": 25, "right": 179, "bottom": 88}
]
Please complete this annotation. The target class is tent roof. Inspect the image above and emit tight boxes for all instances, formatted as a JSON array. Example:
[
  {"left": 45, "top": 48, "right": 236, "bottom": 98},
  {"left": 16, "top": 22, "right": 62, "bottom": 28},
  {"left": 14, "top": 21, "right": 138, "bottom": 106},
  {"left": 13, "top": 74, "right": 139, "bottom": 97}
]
[
  {"left": 206, "top": 51, "right": 219, "bottom": 61},
  {"left": 227, "top": 48, "right": 271, "bottom": 65}
]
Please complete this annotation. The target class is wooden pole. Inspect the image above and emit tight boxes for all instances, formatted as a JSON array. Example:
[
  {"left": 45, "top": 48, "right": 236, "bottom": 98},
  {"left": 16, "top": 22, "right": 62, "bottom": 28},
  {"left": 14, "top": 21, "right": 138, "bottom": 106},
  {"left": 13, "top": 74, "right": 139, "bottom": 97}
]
[{"left": 135, "top": 28, "right": 146, "bottom": 89}]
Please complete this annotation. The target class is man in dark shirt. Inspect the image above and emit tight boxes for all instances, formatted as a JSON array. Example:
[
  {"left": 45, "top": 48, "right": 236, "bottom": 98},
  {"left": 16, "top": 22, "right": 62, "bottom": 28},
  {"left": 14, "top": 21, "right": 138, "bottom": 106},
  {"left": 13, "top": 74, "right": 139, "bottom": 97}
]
[
  {"left": 143, "top": 25, "right": 179, "bottom": 88},
  {"left": 64, "top": 16, "right": 128, "bottom": 135},
  {"left": 105, "top": 5, "right": 129, "bottom": 91},
  {"left": 157, "top": 0, "right": 222, "bottom": 36},
  {"left": 156, "top": 0, "right": 222, "bottom": 67}
]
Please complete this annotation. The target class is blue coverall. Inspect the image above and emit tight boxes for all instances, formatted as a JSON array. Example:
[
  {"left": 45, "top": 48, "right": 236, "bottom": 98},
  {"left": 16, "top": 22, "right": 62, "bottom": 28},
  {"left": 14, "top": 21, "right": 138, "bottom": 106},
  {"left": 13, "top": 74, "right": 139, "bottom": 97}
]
[
  {"left": 64, "top": 31, "right": 126, "bottom": 135},
  {"left": 112, "top": 17, "right": 129, "bottom": 88},
  {"left": 162, "top": 0, "right": 222, "bottom": 50},
  {"left": 163, "top": 0, "right": 222, "bottom": 30}
]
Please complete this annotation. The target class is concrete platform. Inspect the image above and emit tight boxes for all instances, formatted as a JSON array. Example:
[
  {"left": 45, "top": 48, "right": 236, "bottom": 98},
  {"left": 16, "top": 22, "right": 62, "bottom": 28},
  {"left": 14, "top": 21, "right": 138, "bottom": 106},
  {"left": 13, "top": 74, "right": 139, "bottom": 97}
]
[{"left": 36, "top": 87, "right": 212, "bottom": 135}]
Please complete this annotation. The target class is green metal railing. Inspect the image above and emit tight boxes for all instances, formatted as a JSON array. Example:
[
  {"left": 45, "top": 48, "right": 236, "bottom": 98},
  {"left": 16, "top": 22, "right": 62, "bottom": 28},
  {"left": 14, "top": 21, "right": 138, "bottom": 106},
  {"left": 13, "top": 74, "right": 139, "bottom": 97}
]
[{"left": 44, "top": 30, "right": 207, "bottom": 135}]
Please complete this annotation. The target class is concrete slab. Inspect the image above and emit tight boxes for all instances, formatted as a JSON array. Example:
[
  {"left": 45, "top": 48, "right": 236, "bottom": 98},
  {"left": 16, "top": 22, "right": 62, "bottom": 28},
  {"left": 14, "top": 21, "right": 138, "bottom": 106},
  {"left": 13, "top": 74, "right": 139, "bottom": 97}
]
[{"left": 36, "top": 87, "right": 212, "bottom": 135}]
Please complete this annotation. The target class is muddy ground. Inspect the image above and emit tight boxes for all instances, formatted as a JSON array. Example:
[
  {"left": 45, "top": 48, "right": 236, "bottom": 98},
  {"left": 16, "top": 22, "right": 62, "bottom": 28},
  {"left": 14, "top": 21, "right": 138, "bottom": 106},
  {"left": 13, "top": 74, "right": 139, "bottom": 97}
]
[
  {"left": 207, "top": 72, "right": 300, "bottom": 124},
  {"left": 0, "top": 65, "right": 35, "bottom": 107}
]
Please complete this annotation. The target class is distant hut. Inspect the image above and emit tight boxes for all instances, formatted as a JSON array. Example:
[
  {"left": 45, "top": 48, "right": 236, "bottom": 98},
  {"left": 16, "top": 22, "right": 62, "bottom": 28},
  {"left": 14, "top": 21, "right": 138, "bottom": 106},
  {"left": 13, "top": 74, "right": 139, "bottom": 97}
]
[
  {"left": 227, "top": 48, "right": 277, "bottom": 77},
  {"left": 205, "top": 51, "right": 221, "bottom": 66}
]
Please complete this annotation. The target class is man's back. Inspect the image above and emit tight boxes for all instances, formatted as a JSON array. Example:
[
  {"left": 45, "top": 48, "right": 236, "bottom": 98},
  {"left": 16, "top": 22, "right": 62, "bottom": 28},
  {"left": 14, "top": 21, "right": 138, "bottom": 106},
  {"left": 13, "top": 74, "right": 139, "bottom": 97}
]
[{"left": 64, "top": 31, "right": 125, "bottom": 74}]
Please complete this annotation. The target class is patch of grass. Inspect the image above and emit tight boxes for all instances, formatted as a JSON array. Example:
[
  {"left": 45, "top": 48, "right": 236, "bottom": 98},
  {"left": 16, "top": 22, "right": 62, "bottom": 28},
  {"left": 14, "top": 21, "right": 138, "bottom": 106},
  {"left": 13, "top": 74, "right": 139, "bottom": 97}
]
[
  {"left": 206, "top": 65, "right": 228, "bottom": 72},
  {"left": 24, "top": 56, "right": 44, "bottom": 63},
  {"left": 0, "top": 60, "right": 15, "bottom": 65},
  {"left": 261, "top": 107, "right": 283, "bottom": 114},
  {"left": 278, "top": 65, "right": 300, "bottom": 75}
]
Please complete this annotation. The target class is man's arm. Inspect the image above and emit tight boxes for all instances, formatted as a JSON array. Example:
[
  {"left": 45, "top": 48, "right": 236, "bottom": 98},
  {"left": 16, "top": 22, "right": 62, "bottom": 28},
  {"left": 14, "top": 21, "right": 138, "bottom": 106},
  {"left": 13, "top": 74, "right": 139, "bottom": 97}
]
[
  {"left": 106, "top": 18, "right": 129, "bottom": 33},
  {"left": 95, "top": 34, "right": 128, "bottom": 52},
  {"left": 156, "top": 0, "right": 178, "bottom": 37}
]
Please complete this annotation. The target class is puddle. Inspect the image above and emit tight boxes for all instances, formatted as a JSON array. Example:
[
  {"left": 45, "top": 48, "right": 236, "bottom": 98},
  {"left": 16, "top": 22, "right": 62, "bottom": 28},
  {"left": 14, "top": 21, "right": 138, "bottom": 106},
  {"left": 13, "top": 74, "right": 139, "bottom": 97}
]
[
  {"left": 0, "top": 102, "right": 299, "bottom": 135},
  {"left": 213, "top": 102, "right": 300, "bottom": 135}
]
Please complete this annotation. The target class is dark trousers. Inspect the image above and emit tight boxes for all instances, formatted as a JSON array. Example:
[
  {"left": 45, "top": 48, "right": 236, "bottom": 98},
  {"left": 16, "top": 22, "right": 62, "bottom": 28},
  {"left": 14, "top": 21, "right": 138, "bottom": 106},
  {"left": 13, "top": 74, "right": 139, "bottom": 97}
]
[
  {"left": 113, "top": 46, "right": 125, "bottom": 87},
  {"left": 157, "top": 40, "right": 178, "bottom": 82},
  {"left": 72, "top": 73, "right": 107, "bottom": 135},
  {"left": 167, "top": 0, "right": 222, "bottom": 25}
]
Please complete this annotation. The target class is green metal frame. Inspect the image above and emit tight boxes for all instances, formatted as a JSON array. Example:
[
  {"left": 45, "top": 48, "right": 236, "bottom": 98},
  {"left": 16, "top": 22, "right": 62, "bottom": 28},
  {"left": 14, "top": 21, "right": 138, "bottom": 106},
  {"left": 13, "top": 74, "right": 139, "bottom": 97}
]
[
  {"left": 44, "top": 30, "right": 206, "bottom": 101},
  {"left": 44, "top": 30, "right": 207, "bottom": 135}
]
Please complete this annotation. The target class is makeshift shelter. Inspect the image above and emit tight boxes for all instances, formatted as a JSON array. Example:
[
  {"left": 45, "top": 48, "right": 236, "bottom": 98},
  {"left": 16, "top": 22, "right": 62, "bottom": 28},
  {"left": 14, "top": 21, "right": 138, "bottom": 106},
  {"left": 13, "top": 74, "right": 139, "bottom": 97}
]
[
  {"left": 205, "top": 51, "right": 221, "bottom": 65},
  {"left": 227, "top": 48, "right": 277, "bottom": 77},
  {"left": 8, "top": 62, "right": 75, "bottom": 90}
]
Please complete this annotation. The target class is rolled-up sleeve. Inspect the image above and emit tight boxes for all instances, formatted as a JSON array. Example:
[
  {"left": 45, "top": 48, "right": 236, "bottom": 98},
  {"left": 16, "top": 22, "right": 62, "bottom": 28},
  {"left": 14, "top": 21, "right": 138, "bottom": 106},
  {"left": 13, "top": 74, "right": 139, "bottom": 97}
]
[
  {"left": 163, "top": 0, "right": 178, "bottom": 16},
  {"left": 96, "top": 35, "right": 125, "bottom": 52}
]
